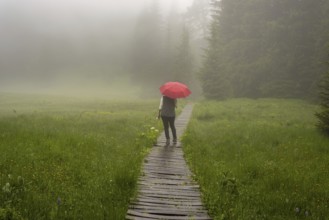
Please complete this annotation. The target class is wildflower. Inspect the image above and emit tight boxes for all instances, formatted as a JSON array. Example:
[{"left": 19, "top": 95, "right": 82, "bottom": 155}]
[
  {"left": 305, "top": 211, "right": 309, "bottom": 216},
  {"left": 2, "top": 183, "right": 11, "bottom": 193},
  {"left": 57, "top": 197, "right": 62, "bottom": 206},
  {"left": 295, "top": 207, "right": 300, "bottom": 213}
]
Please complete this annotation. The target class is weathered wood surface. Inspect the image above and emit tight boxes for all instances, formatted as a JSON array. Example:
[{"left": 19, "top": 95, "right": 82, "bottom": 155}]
[{"left": 126, "top": 104, "right": 212, "bottom": 220}]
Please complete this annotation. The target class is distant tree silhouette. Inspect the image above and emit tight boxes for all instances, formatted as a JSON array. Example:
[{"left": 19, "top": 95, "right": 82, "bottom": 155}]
[
  {"left": 316, "top": 55, "right": 329, "bottom": 135},
  {"left": 173, "top": 26, "right": 193, "bottom": 85},
  {"left": 130, "top": 1, "right": 163, "bottom": 96},
  {"left": 200, "top": 0, "right": 232, "bottom": 99}
]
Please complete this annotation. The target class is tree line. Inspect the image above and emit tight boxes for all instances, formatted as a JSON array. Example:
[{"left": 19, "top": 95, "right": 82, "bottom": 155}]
[{"left": 200, "top": 0, "right": 329, "bottom": 100}]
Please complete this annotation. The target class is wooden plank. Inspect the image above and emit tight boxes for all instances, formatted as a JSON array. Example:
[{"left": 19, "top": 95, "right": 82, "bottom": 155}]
[
  {"left": 143, "top": 165, "right": 189, "bottom": 170},
  {"left": 140, "top": 174, "right": 190, "bottom": 181},
  {"left": 130, "top": 208, "right": 209, "bottom": 217},
  {"left": 138, "top": 191, "right": 201, "bottom": 198},
  {"left": 126, "top": 215, "right": 157, "bottom": 220},
  {"left": 139, "top": 177, "right": 191, "bottom": 184},
  {"left": 137, "top": 189, "right": 201, "bottom": 196},
  {"left": 130, "top": 201, "right": 196, "bottom": 208},
  {"left": 142, "top": 173, "right": 189, "bottom": 180},
  {"left": 137, "top": 193, "right": 202, "bottom": 200},
  {"left": 144, "top": 159, "right": 187, "bottom": 164},
  {"left": 144, "top": 164, "right": 187, "bottom": 168},
  {"left": 142, "top": 170, "right": 189, "bottom": 174},
  {"left": 136, "top": 195, "right": 202, "bottom": 203},
  {"left": 137, "top": 189, "right": 200, "bottom": 195},
  {"left": 131, "top": 209, "right": 208, "bottom": 216},
  {"left": 143, "top": 164, "right": 189, "bottom": 170},
  {"left": 133, "top": 198, "right": 203, "bottom": 206},
  {"left": 145, "top": 157, "right": 186, "bottom": 161},
  {"left": 140, "top": 179, "right": 192, "bottom": 185},
  {"left": 139, "top": 187, "right": 198, "bottom": 191},
  {"left": 129, "top": 202, "right": 206, "bottom": 211},
  {"left": 148, "top": 152, "right": 185, "bottom": 156},
  {"left": 137, "top": 192, "right": 201, "bottom": 198},
  {"left": 140, "top": 176, "right": 191, "bottom": 182},
  {"left": 127, "top": 210, "right": 212, "bottom": 220},
  {"left": 138, "top": 183, "right": 200, "bottom": 190},
  {"left": 143, "top": 168, "right": 189, "bottom": 173},
  {"left": 131, "top": 200, "right": 203, "bottom": 207},
  {"left": 145, "top": 159, "right": 185, "bottom": 163},
  {"left": 142, "top": 166, "right": 189, "bottom": 172},
  {"left": 130, "top": 205, "right": 208, "bottom": 214},
  {"left": 151, "top": 153, "right": 184, "bottom": 157}
]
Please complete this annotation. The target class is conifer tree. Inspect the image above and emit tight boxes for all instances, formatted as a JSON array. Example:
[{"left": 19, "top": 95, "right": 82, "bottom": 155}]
[
  {"left": 161, "top": 5, "right": 182, "bottom": 83},
  {"left": 200, "top": 0, "right": 232, "bottom": 99},
  {"left": 316, "top": 56, "right": 329, "bottom": 135},
  {"left": 184, "top": 0, "right": 210, "bottom": 66},
  {"left": 173, "top": 26, "right": 193, "bottom": 85}
]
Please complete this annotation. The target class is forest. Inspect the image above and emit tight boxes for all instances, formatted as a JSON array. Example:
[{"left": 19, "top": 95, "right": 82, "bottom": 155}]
[{"left": 200, "top": 0, "right": 329, "bottom": 100}]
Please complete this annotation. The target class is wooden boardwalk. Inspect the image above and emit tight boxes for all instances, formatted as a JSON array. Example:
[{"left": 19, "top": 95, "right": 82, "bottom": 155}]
[{"left": 126, "top": 104, "right": 211, "bottom": 220}]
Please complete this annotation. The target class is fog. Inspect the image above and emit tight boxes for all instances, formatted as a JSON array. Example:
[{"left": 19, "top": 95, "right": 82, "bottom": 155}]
[{"left": 0, "top": 0, "right": 193, "bottom": 98}]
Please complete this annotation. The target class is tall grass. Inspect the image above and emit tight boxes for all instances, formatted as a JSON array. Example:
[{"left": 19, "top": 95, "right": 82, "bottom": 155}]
[
  {"left": 183, "top": 99, "right": 329, "bottom": 219},
  {"left": 0, "top": 94, "right": 161, "bottom": 219}
]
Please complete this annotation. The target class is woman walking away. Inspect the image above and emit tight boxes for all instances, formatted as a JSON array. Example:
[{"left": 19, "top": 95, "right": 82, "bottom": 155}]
[{"left": 158, "top": 95, "right": 177, "bottom": 145}]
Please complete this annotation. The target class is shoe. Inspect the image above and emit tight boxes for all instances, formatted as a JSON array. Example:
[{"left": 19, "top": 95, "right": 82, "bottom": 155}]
[
  {"left": 166, "top": 139, "right": 170, "bottom": 145},
  {"left": 173, "top": 139, "right": 177, "bottom": 144}
]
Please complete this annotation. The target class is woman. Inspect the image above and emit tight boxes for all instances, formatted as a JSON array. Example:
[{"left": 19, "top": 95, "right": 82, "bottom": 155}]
[{"left": 158, "top": 95, "right": 177, "bottom": 145}]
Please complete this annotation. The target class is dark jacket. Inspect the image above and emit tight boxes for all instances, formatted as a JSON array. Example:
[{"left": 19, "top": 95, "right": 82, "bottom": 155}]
[{"left": 160, "top": 96, "right": 176, "bottom": 117}]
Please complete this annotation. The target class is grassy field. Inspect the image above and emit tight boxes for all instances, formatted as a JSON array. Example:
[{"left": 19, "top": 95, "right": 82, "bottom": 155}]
[
  {"left": 182, "top": 99, "right": 329, "bottom": 220},
  {"left": 0, "top": 93, "right": 161, "bottom": 219},
  {"left": 2, "top": 94, "right": 328, "bottom": 219}
]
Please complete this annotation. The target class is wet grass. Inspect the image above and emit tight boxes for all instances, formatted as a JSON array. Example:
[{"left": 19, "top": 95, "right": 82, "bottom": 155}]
[
  {"left": 0, "top": 93, "right": 161, "bottom": 219},
  {"left": 183, "top": 99, "right": 329, "bottom": 219}
]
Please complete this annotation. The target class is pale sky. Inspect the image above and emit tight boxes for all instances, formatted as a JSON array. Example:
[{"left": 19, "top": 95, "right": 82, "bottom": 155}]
[
  {"left": 0, "top": 0, "right": 193, "bottom": 29},
  {"left": 0, "top": 0, "right": 194, "bottom": 37},
  {"left": 0, "top": 0, "right": 193, "bottom": 13}
]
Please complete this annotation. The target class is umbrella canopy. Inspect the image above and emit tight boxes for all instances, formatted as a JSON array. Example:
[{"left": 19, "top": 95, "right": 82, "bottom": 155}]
[{"left": 160, "top": 81, "right": 191, "bottom": 99}]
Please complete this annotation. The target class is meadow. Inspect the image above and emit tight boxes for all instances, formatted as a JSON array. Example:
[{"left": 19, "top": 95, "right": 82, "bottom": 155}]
[
  {"left": 2, "top": 94, "right": 328, "bottom": 220},
  {"left": 0, "top": 93, "right": 161, "bottom": 219},
  {"left": 182, "top": 99, "right": 329, "bottom": 219}
]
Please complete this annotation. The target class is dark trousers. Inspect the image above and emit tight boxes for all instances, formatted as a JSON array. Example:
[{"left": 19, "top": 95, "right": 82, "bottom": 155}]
[{"left": 161, "top": 116, "right": 177, "bottom": 140}]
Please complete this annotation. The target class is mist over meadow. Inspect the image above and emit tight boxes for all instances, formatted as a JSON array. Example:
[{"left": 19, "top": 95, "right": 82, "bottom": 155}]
[
  {"left": 0, "top": 0, "right": 197, "bottom": 98},
  {"left": 1, "top": 0, "right": 328, "bottom": 100}
]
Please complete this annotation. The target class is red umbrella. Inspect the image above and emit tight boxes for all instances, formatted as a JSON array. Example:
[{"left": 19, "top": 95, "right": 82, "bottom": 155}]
[{"left": 160, "top": 81, "right": 191, "bottom": 99}]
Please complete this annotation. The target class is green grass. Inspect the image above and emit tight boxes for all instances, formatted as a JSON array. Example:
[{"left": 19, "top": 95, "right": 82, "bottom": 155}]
[
  {"left": 182, "top": 99, "right": 329, "bottom": 220},
  {"left": 0, "top": 93, "right": 161, "bottom": 219}
]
